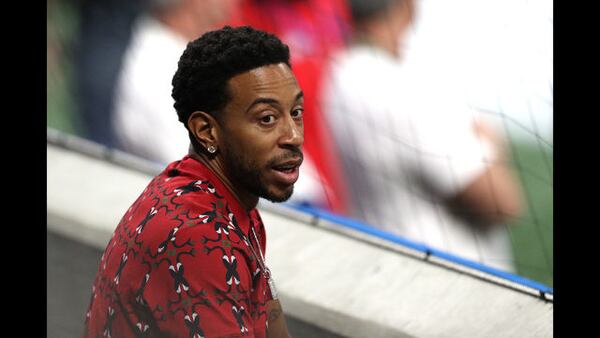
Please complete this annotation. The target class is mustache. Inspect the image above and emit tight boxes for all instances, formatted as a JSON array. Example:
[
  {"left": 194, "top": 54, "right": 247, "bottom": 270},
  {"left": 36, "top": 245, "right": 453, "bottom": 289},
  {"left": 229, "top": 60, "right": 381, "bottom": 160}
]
[{"left": 267, "top": 148, "right": 303, "bottom": 167}]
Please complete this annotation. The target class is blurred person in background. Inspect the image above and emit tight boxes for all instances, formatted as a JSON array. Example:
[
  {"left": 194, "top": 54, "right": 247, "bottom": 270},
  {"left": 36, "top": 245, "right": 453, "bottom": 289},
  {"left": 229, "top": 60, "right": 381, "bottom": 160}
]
[
  {"left": 84, "top": 26, "right": 298, "bottom": 337},
  {"left": 321, "top": 0, "right": 524, "bottom": 271},
  {"left": 111, "top": 0, "right": 238, "bottom": 164},
  {"left": 74, "top": 0, "right": 144, "bottom": 147}
]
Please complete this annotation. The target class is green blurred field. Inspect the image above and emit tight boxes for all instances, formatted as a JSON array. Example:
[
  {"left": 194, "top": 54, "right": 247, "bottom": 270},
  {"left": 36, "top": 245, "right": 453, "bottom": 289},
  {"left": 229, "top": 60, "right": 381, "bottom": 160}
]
[
  {"left": 47, "top": 0, "right": 81, "bottom": 137},
  {"left": 508, "top": 140, "right": 553, "bottom": 287}
]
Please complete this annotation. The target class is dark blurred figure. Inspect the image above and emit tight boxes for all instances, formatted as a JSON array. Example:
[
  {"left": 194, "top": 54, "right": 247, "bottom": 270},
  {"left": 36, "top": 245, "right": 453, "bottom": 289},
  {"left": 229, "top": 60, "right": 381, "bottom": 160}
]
[
  {"left": 321, "top": 0, "right": 524, "bottom": 271},
  {"left": 73, "top": 0, "right": 145, "bottom": 147},
  {"left": 232, "top": 0, "right": 353, "bottom": 213}
]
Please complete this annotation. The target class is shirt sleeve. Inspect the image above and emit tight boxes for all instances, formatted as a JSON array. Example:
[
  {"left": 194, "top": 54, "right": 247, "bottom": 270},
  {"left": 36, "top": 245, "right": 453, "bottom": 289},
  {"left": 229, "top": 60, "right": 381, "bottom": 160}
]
[{"left": 406, "top": 100, "right": 497, "bottom": 198}]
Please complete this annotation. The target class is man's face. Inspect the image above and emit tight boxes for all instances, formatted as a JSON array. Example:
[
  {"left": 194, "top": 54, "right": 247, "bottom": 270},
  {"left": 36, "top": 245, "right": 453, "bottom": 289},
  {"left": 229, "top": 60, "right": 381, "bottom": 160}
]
[{"left": 218, "top": 63, "right": 304, "bottom": 203}]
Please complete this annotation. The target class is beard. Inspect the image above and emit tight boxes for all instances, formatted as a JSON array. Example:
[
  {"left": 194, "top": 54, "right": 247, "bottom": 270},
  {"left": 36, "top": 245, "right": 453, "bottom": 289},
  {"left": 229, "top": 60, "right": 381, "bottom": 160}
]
[{"left": 222, "top": 143, "right": 301, "bottom": 203}]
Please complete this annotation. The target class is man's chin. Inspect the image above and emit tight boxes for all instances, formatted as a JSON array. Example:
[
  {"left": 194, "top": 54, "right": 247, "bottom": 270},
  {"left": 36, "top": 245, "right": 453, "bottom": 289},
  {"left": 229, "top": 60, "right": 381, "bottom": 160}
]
[{"left": 261, "top": 186, "right": 294, "bottom": 203}]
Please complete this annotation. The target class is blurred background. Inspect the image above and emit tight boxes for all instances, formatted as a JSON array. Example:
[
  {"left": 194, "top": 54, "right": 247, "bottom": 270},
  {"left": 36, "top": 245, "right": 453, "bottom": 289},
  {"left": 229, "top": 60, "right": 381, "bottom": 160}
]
[{"left": 48, "top": 0, "right": 552, "bottom": 335}]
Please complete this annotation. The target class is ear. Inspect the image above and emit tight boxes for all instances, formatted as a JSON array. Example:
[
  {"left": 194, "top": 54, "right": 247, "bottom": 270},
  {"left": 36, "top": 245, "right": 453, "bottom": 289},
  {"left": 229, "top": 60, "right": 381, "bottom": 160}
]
[{"left": 187, "top": 111, "right": 220, "bottom": 153}]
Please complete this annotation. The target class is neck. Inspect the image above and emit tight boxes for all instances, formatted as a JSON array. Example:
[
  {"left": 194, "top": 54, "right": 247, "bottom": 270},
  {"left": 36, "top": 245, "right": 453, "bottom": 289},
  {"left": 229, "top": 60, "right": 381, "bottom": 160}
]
[{"left": 188, "top": 147, "right": 259, "bottom": 212}]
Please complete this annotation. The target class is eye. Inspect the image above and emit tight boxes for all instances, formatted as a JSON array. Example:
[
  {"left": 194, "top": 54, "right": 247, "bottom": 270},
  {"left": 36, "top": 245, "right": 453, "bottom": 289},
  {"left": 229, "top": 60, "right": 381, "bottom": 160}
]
[
  {"left": 259, "top": 115, "right": 276, "bottom": 125},
  {"left": 291, "top": 108, "right": 304, "bottom": 119}
]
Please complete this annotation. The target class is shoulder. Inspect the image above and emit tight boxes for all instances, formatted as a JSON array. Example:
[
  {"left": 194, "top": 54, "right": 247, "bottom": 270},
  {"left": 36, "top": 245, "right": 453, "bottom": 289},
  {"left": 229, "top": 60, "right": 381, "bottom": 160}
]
[
  {"left": 119, "top": 15, "right": 185, "bottom": 87},
  {"left": 126, "top": 159, "right": 250, "bottom": 241},
  {"left": 326, "top": 48, "right": 407, "bottom": 106},
  {"left": 121, "top": 172, "right": 227, "bottom": 236}
]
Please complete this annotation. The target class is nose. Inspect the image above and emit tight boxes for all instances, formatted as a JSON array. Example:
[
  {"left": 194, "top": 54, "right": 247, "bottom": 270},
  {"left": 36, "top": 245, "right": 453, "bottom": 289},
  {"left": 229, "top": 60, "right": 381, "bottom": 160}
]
[{"left": 279, "top": 115, "right": 304, "bottom": 148}]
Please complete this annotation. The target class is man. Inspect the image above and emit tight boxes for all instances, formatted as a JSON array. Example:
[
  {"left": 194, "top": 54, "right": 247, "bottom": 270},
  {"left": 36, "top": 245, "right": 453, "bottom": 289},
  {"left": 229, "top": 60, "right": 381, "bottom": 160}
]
[
  {"left": 322, "top": 0, "right": 524, "bottom": 271},
  {"left": 84, "top": 26, "right": 299, "bottom": 337}
]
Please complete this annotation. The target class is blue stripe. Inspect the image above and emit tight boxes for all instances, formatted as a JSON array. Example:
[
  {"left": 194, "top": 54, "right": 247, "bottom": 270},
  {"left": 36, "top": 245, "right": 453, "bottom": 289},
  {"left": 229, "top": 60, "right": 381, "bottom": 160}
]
[{"left": 282, "top": 203, "right": 554, "bottom": 295}]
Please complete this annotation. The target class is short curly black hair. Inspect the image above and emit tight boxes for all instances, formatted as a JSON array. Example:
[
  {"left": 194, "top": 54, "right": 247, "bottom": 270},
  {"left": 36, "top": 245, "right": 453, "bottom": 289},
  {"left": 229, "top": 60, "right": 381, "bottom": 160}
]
[{"left": 171, "top": 25, "right": 291, "bottom": 152}]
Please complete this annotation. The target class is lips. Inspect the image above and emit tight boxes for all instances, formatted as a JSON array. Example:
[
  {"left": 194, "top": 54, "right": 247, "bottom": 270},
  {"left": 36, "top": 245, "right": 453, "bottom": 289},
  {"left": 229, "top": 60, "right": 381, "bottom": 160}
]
[{"left": 271, "top": 158, "right": 302, "bottom": 186}]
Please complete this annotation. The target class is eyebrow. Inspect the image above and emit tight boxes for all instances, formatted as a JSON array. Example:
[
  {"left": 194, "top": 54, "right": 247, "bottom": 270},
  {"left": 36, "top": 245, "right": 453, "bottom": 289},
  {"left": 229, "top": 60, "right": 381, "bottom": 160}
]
[{"left": 245, "top": 91, "right": 304, "bottom": 114}]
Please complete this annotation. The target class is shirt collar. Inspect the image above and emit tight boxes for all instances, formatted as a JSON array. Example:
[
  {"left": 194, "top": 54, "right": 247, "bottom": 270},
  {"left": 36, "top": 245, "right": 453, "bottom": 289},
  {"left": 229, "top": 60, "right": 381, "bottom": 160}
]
[{"left": 167, "top": 155, "right": 255, "bottom": 235}]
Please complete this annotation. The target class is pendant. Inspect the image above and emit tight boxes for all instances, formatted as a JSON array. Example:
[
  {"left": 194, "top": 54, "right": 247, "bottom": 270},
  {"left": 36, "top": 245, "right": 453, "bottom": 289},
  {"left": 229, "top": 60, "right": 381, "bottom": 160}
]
[{"left": 268, "top": 277, "right": 278, "bottom": 300}]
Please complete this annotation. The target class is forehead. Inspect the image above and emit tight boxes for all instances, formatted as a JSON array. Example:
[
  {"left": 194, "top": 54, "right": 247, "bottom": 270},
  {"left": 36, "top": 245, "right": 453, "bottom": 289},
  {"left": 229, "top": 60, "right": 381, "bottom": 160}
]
[{"left": 227, "top": 63, "right": 300, "bottom": 103}]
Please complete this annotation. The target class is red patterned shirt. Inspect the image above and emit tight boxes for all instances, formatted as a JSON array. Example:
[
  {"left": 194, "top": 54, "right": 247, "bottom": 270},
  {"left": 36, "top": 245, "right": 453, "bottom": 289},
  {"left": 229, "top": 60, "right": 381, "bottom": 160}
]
[{"left": 84, "top": 155, "right": 272, "bottom": 338}]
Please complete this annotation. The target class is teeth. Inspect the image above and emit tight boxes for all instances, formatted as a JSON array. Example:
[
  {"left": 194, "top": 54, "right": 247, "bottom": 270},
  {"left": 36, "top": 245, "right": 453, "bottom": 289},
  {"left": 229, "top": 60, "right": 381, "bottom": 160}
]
[{"left": 275, "top": 165, "right": 294, "bottom": 172}]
